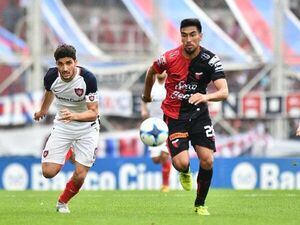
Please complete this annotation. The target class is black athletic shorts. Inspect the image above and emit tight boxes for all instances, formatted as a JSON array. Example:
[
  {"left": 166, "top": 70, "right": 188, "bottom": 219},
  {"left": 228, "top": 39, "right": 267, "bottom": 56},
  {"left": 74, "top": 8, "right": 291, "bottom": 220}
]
[{"left": 164, "top": 115, "right": 216, "bottom": 157}]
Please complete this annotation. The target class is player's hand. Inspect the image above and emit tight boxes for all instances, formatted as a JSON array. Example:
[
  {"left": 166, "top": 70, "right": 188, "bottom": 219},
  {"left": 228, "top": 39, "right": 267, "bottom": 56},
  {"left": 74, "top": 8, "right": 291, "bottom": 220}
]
[
  {"left": 59, "top": 108, "right": 74, "bottom": 123},
  {"left": 188, "top": 93, "right": 208, "bottom": 105},
  {"left": 296, "top": 126, "right": 300, "bottom": 136},
  {"left": 34, "top": 111, "right": 46, "bottom": 121}
]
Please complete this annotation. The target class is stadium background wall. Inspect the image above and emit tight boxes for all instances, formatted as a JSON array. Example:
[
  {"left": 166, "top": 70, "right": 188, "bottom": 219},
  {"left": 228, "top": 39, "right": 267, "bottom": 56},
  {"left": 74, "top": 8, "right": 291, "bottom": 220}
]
[{"left": 0, "top": 157, "right": 300, "bottom": 190}]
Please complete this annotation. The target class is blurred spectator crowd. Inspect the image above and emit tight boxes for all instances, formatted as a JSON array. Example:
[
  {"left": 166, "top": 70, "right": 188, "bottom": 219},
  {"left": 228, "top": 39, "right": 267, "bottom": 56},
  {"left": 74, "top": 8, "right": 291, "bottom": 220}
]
[{"left": 1, "top": 0, "right": 300, "bottom": 157}]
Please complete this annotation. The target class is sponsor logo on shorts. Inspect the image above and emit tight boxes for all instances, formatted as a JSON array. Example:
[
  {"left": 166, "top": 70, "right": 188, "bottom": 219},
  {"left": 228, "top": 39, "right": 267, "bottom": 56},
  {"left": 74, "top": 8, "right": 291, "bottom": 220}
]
[
  {"left": 169, "top": 132, "right": 188, "bottom": 140},
  {"left": 75, "top": 88, "right": 84, "bottom": 96},
  {"left": 43, "top": 150, "right": 49, "bottom": 158}
]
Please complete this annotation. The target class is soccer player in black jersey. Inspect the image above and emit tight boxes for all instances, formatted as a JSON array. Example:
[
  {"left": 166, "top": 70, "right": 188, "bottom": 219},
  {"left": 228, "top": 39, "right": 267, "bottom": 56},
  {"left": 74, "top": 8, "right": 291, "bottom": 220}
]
[{"left": 142, "top": 18, "right": 229, "bottom": 215}]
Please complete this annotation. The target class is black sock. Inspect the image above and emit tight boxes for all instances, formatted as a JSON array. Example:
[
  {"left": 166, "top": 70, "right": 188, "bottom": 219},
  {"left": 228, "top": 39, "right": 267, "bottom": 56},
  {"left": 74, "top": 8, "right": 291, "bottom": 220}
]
[
  {"left": 195, "top": 166, "right": 213, "bottom": 207},
  {"left": 182, "top": 163, "right": 190, "bottom": 173}
]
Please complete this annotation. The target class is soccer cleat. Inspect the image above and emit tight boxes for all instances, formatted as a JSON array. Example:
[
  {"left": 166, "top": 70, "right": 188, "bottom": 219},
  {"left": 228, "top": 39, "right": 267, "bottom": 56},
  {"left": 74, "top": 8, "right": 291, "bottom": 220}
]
[
  {"left": 160, "top": 185, "right": 170, "bottom": 193},
  {"left": 179, "top": 171, "right": 192, "bottom": 191},
  {"left": 56, "top": 202, "right": 70, "bottom": 213},
  {"left": 194, "top": 206, "right": 210, "bottom": 216}
]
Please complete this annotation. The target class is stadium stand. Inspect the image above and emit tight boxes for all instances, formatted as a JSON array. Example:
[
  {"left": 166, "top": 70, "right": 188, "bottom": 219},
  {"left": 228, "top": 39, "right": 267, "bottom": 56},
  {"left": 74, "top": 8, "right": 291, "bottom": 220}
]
[
  {"left": 226, "top": 0, "right": 300, "bottom": 68},
  {"left": 0, "top": 26, "right": 28, "bottom": 63},
  {"left": 1, "top": 0, "right": 300, "bottom": 158},
  {"left": 122, "top": 0, "right": 255, "bottom": 70},
  {"left": 42, "top": 0, "right": 107, "bottom": 59}
]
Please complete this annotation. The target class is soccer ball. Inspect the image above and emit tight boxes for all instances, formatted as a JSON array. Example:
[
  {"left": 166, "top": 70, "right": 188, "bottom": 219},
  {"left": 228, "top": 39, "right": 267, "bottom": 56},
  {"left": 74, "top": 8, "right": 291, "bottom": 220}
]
[{"left": 140, "top": 117, "right": 169, "bottom": 146}]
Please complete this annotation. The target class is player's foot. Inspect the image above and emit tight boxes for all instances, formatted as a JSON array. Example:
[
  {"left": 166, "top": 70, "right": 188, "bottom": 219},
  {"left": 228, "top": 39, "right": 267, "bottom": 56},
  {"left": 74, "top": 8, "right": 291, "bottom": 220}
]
[
  {"left": 179, "top": 171, "right": 192, "bottom": 191},
  {"left": 194, "top": 206, "right": 210, "bottom": 216},
  {"left": 56, "top": 202, "right": 70, "bottom": 213},
  {"left": 160, "top": 185, "right": 170, "bottom": 193}
]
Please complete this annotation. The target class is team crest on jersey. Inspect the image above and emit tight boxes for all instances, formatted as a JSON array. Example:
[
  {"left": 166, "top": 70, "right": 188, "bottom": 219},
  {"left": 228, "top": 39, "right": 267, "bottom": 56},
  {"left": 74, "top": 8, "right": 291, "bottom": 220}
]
[
  {"left": 89, "top": 96, "right": 95, "bottom": 101},
  {"left": 156, "top": 55, "right": 166, "bottom": 66},
  {"left": 43, "top": 150, "right": 49, "bottom": 158},
  {"left": 75, "top": 88, "right": 84, "bottom": 96},
  {"left": 195, "top": 72, "right": 203, "bottom": 80}
]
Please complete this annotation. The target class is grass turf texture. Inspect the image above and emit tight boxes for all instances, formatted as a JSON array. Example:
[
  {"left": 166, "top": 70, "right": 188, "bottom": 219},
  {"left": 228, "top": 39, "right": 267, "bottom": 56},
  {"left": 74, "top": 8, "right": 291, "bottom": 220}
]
[{"left": 0, "top": 190, "right": 299, "bottom": 225}]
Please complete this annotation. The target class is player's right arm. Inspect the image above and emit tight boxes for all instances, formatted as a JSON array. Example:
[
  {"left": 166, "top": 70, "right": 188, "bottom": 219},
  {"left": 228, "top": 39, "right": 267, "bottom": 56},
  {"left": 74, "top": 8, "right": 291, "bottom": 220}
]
[
  {"left": 142, "top": 66, "right": 157, "bottom": 103},
  {"left": 34, "top": 90, "right": 55, "bottom": 121},
  {"left": 140, "top": 101, "right": 150, "bottom": 120}
]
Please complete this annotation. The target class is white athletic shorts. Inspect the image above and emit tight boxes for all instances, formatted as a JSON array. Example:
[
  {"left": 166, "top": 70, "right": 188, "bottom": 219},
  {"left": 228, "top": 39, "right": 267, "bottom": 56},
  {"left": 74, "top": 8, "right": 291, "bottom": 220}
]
[
  {"left": 42, "top": 125, "right": 99, "bottom": 167},
  {"left": 149, "top": 142, "right": 169, "bottom": 158}
]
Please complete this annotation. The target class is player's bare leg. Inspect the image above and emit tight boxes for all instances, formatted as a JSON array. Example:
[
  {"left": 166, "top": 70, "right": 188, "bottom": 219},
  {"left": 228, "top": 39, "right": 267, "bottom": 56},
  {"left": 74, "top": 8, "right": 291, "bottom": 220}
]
[
  {"left": 172, "top": 150, "right": 192, "bottom": 191},
  {"left": 42, "top": 163, "right": 63, "bottom": 178},
  {"left": 57, "top": 162, "right": 90, "bottom": 213}
]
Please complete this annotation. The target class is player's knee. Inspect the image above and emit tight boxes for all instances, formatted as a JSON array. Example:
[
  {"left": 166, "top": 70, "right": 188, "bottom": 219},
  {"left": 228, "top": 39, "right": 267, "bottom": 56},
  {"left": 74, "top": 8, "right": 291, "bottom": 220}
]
[
  {"left": 201, "top": 157, "right": 214, "bottom": 169},
  {"left": 42, "top": 163, "right": 61, "bottom": 178},
  {"left": 172, "top": 158, "right": 189, "bottom": 172},
  {"left": 42, "top": 170, "right": 57, "bottom": 178}
]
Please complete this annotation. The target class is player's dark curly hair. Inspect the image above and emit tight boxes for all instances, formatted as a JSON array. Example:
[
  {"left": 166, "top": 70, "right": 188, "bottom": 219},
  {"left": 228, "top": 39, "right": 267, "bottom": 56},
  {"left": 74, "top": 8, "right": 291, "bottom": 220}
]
[
  {"left": 54, "top": 44, "right": 76, "bottom": 61},
  {"left": 180, "top": 18, "right": 202, "bottom": 33}
]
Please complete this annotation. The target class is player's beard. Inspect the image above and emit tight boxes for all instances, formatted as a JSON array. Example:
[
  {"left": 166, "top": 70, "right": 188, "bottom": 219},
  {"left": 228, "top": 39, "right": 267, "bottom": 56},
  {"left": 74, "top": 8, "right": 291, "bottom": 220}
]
[{"left": 184, "top": 46, "right": 196, "bottom": 55}]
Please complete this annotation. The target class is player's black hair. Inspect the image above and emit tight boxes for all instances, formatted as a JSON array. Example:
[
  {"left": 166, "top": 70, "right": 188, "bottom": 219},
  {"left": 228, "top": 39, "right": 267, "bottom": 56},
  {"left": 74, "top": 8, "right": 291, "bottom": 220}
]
[
  {"left": 54, "top": 44, "right": 76, "bottom": 61},
  {"left": 180, "top": 18, "right": 202, "bottom": 33}
]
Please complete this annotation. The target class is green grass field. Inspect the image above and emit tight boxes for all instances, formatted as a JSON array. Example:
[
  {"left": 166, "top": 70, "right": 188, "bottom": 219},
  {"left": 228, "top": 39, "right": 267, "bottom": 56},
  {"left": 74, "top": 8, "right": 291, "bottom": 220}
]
[{"left": 0, "top": 189, "right": 299, "bottom": 225}]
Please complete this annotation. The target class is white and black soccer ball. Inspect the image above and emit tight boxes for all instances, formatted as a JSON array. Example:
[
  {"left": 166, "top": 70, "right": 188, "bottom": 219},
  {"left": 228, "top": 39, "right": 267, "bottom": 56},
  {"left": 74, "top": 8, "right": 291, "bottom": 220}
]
[{"left": 140, "top": 117, "right": 169, "bottom": 147}]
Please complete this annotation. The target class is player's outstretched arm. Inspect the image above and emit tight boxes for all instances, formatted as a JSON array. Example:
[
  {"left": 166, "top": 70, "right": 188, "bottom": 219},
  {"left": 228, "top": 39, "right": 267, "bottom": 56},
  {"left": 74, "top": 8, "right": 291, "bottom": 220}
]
[{"left": 34, "top": 90, "right": 55, "bottom": 121}]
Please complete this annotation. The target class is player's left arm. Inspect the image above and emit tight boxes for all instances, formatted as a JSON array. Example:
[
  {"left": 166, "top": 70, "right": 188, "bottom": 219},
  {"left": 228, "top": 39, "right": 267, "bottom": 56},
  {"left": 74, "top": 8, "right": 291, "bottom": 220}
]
[
  {"left": 189, "top": 78, "right": 228, "bottom": 105},
  {"left": 207, "top": 78, "right": 229, "bottom": 101}
]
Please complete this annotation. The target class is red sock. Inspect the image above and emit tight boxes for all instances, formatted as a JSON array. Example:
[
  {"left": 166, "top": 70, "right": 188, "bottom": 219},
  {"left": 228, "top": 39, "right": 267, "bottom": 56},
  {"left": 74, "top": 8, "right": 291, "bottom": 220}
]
[
  {"left": 58, "top": 178, "right": 82, "bottom": 204},
  {"left": 65, "top": 148, "right": 73, "bottom": 162},
  {"left": 162, "top": 160, "right": 171, "bottom": 186}
]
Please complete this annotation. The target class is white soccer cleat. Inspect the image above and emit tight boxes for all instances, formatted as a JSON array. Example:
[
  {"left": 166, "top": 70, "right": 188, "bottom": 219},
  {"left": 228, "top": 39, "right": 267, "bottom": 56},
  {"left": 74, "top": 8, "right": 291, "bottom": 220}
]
[{"left": 56, "top": 202, "right": 70, "bottom": 213}]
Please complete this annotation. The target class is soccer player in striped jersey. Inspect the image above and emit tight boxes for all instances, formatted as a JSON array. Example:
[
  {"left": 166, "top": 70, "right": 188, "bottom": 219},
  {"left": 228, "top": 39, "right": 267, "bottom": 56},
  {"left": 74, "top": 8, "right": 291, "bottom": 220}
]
[{"left": 34, "top": 44, "right": 100, "bottom": 213}]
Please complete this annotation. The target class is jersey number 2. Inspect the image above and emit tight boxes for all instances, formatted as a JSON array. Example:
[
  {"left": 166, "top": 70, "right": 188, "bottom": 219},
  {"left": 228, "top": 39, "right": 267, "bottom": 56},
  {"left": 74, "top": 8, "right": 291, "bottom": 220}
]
[{"left": 204, "top": 125, "right": 215, "bottom": 137}]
